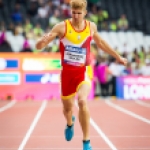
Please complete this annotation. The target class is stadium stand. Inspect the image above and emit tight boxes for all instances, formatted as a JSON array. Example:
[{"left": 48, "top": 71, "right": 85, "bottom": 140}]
[{"left": 0, "top": 0, "right": 149, "bottom": 52}]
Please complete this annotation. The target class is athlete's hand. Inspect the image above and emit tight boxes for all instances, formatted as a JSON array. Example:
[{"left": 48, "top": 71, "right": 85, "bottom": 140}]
[
  {"left": 117, "top": 56, "right": 128, "bottom": 66},
  {"left": 36, "top": 33, "right": 52, "bottom": 49}
]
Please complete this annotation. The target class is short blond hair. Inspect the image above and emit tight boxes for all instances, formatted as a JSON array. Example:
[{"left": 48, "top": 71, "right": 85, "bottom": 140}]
[{"left": 70, "top": 0, "right": 87, "bottom": 10}]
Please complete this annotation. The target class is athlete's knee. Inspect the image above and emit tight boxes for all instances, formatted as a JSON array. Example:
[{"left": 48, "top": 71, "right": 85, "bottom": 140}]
[
  {"left": 62, "top": 98, "right": 74, "bottom": 114},
  {"left": 63, "top": 105, "right": 73, "bottom": 114},
  {"left": 78, "top": 99, "right": 87, "bottom": 110}
]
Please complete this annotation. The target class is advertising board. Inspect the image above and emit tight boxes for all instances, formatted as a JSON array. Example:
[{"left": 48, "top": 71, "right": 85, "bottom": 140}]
[
  {"left": 0, "top": 53, "right": 94, "bottom": 100},
  {"left": 116, "top": 76, "right": 150, "bottom": 100}
]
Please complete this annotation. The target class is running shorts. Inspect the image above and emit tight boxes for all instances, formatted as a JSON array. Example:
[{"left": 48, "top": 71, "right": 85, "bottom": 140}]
[{"left": 60, "top": 66, "right": 93, "bottom": 100}]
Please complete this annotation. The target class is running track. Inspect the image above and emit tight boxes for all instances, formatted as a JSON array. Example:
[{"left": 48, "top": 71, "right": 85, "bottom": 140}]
[{"left": 0, "top": 99, "right": 150, "bottom": 150}]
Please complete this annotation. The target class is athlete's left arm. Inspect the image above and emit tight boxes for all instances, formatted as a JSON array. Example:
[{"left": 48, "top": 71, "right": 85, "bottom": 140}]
[{"left": 92, "top": 22, "right": 127, "bottom": 66}]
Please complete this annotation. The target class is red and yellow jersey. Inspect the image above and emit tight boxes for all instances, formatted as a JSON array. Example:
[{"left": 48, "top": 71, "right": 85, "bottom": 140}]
[{"left": 59, "top": 19, "right": 92, "bottom": 70}]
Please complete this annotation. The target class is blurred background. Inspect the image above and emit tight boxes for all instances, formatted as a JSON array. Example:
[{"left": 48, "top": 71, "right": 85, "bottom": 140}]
[{"left": 0, "top": 0, "right": 150, "bottom": 101}]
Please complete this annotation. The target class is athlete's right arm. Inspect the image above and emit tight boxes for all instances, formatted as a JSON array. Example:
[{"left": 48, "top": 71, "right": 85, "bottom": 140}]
[{"left": 35, "top": 22, "right": 64, "bottom": 50}]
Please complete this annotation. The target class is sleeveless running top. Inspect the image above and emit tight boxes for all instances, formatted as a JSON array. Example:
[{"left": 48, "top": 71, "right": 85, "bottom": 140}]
[{"left": 59, "top": 19, "right": 92, "bottom": 69}]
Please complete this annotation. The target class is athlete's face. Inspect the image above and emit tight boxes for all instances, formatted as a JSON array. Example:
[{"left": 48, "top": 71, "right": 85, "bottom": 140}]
[{"left": 71, "top": 8, "right": 86, "bottom": 23}]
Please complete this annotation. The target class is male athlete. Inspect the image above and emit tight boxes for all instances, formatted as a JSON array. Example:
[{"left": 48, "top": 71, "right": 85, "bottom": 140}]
[{"left": 36, "top": 0, "right": 127, "bottom": 149}]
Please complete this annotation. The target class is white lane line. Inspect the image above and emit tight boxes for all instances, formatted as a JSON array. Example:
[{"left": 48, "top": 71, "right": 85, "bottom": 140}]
[
  {"left": 2, "top": 148, "right": 150, "bottom": 150},
  {"left": 1, "top": 135, "right": 150, "bottom": 138},
  {"left": 135, "top": 100, "right": 150, "bottom": 108},
  {"left": 0, "top": 100, "right": 16, "bottom": 113},
  {"left": 106, "top": 100, "right": 150, "bottom": 124},
  {"left": 1, "top": 148, "right": 110, "bottom": 150},
  {"left": 75, "top": 101, "right": 117, "bottom": 150},
  {"left": 18, "top": 101, "right": 47, "bottom": 150}
]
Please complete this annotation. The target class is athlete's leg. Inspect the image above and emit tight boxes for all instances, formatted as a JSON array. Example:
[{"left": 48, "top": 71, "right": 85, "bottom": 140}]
[
  {"left": 77, "top": 83, "right": 91, "bottom": 141},
  {"left": 61, "top": 96, "right": 75, "bottom": 126},
  {"left": 61, "top": 96, "right": 76, "bottom": 141}
]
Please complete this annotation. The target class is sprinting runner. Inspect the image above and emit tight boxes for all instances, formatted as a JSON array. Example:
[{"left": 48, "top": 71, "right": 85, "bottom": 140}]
[{"left": 36, "top": 0, "right": 127, "bottom": 149}]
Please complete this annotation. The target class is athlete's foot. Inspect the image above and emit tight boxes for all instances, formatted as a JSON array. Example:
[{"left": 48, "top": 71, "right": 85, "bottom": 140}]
[
  {"left": 64, "top": 116, "right": 75, "bottom": 141},
  {"left": 83, "top": 140, "right": 92, "bottom": 150}
]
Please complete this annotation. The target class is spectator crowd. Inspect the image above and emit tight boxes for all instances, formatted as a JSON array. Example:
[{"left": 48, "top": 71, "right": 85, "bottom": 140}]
[{"left": 0, "top": 0, "right": 134, "bottom": 53}]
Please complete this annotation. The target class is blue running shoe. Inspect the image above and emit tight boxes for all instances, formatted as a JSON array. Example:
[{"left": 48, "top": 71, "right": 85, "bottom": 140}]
[
  {"left": 83, "top": 140, "right": 92, "bottom": 150},
  {"left": 65, "top": 116, "right": 75, "bottom": 141}
]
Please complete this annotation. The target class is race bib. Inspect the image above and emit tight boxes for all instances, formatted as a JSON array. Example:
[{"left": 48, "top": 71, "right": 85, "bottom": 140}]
[{"left": 64, "top": 45, "right": 86, "bottom": 66}]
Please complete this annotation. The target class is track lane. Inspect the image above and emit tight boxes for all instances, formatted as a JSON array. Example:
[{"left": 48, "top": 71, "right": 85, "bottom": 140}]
[
  {"left": 0, "top": 100, "right": 15, "bottom": 108},
  {"left": 109, "top": 100, "right": 150, "bottom": 120},
  {"left": 1, "top": 100, "right": 150, "bottom": 150},
  {"left": 24, "top": 100, "right": 111, "bottom": 150},
  {"left": 89, "top": 100, "right": 150, "bottom": 150},
  {"left": 0, "top": 101, "right": 43, "bottom": 149}
]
